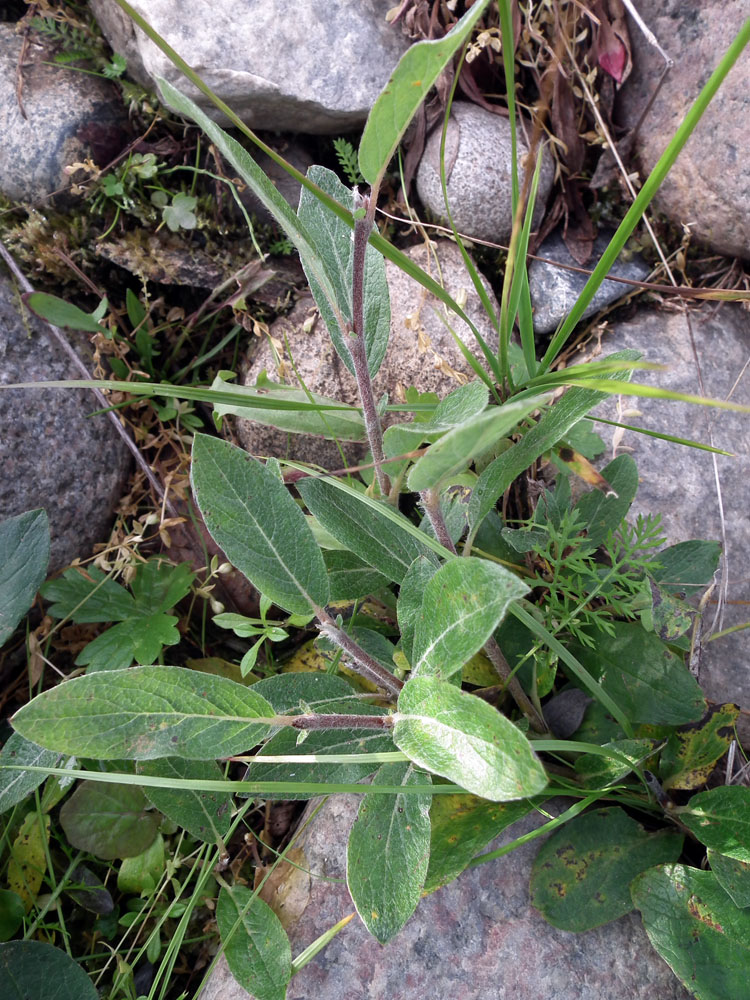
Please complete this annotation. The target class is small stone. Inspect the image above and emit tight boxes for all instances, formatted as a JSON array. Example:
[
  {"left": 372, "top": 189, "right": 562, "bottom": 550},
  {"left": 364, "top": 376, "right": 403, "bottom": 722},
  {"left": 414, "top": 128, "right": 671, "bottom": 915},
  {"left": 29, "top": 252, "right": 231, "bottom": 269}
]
[
  {"left": 0, "top": 275, "right": 131, "bottom": 573},
  {"left": 197, "top": 794, "right": 690, "bottom": 1000},
  {"left": 0, "top": 23, "right": 128, "bottom": 205},
  {"left": 236, "top": 240, "right": 500, "bottom": 469},
  {"left": 234, "top": 139, "right": 314, "bottom": 228},
  {"left": 580, "top": 303, "right": 750, "bottom": 707},
  {"left": 528, "top": 230, "right": 650, "bottom": 334},
  {"left": 616, "top": 0, "right": 750, "bottom": 259},
  {"left": 416, "top": 102, "right": 555, "bottom": 246},
  {"left": 90, "top": 0, "right": 410, "bottom": 134}
]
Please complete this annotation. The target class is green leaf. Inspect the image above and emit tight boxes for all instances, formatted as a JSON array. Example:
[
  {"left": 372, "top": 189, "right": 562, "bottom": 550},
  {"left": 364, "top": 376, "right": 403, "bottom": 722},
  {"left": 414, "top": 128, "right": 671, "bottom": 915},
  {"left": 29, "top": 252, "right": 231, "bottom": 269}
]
[
  {"left": 41, "top": 566, "right": 135, "bottom": 623},
  {"left": 0, "top": 889, "right": 24, "bottom": 942},
  {"left": 210, "top": 373, "right": 366, "bottom": 440},
  {"left": 59, "top": 781, "right": 160, "bottom": 860},
  {"left": 324, "top": 550, "right": 390, "bottom": 601},
  {"left": 76, "top": 614, "right": 181, "bottom": 672},
  {"left": 0, "top": 509, "right": 50, "bottom": 645},
  {"left": 407, "top": 399, "right": 545, "bottom": 493},
  {"left": 11, "top": 666, "right": 275, "bottom": 760},
  {"left": 131, "top": 560, "right": 195, "bottom": 613},
  {"left": 530, "top": 807, "right": 683, "bottom": 931},
  {"left": 297, "top": 477, "right": 435, "bottom": 584},
  {"left": 216, "top": 885, "right": 291, "bottom": 1000},
  {"left": 22, "top": 291, "right": 107, "bottom": 333},
  {"left": 468, "top": 353, "right": 639, "bottom": 536},
  {"left": 651, "top": 539, "right": 722, "bottom": 595},
  {"left": 412, "top": 558, "right": 528, "bottom": 679},
  {"left": 572, "top": 455, "right": 638, "bottom": 548},
  {"left": 298, "top": 166, "right": 390, "bottom": 378},
  {"left": 347, "top": 762, "right": 431, "bottom": 944},
  {"left": 677, "top": 786, "right": 750, "bottom": 862},
  {"left": 573, "top": 738, "right": 656, "bottom": 785},
  {"left": 7, "top": 812, "right": 49, "bottom": 912},
  {"left": 708, "top": 850, "right": 750, "bottom": 908},
  {"left": 659, "top": 703, "right": 739, "bottom": 791},
  {"left": 425, "top": 794, "right": 535, "bottom": 893},
  {"left": 397, "top": 555, "right": 439, "bottom": 665},
  {"left": 0, "top": 733, "right": 61, "bottom": 815},
  {"left": 191, "top": 434, "right": 329, "bottom": 615},
  {"left": 358, "top": 0, "right": 493, "bottom": 184},
  {"left": 137, "top": 758, "right": 233, "bottom": 844},
  {"left": 162, "top": 191, "right": 197, "bottom": 231},
  {"left": 428, "top": 380, "right": 490, "bottom": 429},
  {"left": 646, "top": 578, "right": 696, "bottom": 643},
  {"left": 569, "top": 622, "right": 706, "bottom": 726},
  {"left": 0, "top": 940, "right": 98, "bottom": 1000},
  {"left": 632, "top": 864, "right": 750, "bottom": 1000},
  {"left": 117, "top": 833, "right": 165, "bottom": 894},
  {"left": 394, "top": 677, "right": 548, "bottom": 801},
  {"left": 252, "top": 672, "right": 357, "bottom": 714}
]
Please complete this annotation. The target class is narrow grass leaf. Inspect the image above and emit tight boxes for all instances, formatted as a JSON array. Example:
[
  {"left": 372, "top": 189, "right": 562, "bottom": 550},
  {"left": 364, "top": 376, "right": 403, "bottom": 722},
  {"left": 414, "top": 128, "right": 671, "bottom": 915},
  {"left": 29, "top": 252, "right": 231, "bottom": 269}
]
[
  {"left": 11, "top": 666, "right": 275, "bottom": 760},
  {"left": 394, "top": 677, "right": 548, "bottom": 801},
  {"left": 677, "top": 786, "right": 750, "bottom": 862},
  {"left": 191, "top": 434, "right": 329, "bottom": 614},
  {"left": 531, "top": 807, "right": 683, "bottom": 931},
  {"left": 0, "top": 509, "right": 49, "bottom": 645},
  {"left": 216, "top": 885, "right": 291, "bottom": 1000},
  {"left": 347, "top": 762, "right": 431, "bottom": 944},
  {"left": 137, "top": 758, "right": 233, "bottom": 844},
  {"left": 358, "top": 0, "right": 492, "bottom": 185},
  {"left": 632, "top": 864, "right": 750, "bottom": 1000},
  {"left": 412, "top": 558, "right": 528, "bottom": 679}
]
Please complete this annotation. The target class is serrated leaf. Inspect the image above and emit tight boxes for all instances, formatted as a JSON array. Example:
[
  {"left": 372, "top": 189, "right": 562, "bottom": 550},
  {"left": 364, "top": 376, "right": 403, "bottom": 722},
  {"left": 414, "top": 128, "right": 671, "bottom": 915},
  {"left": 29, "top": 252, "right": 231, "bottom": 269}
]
[
  {"left": 216, "top": 885, "right": 291, "bottom": 1000},
  {"left": 191, "top": 434, "right": 329, "bottom": 615},
  {"left": 358, "top": 0, "right": 493, "bottom": 184},
  {"left": 397, "top": 555, "right": 439, "bottom": 665},
  {"left": 708, "top": 850, "right": 750, "bottom": 908},
  {"left": 651, "top": 539, "right": 722, "bottom": 595},
  {"left": 660, "top": 703, "right": 739, "bottom": 791},
  {"left": 677, "top": 786, "right": 750, "bottom": 862},
  {"left": 137, "top": 758, "right": 233, "bottom": 843},
  {"left": 117, "top": 833, "right": 165, "bottom": 893},
  {"left": 632, "top": 864, "right": 750, "bottom": 1000},
  {"left": 394, "top": 677, "right": 548, "bottom": 801},
  {"left": 324, "top": 550, "right": 390, "bottom": 601},
  {"left": 76, "top": 614, "right": 181, "bottom": 672},
  {"left": 412, "top": 558, "right": 528, "bottom": 680},
  {"left": 569, "top": 622, "right": 706, "bottom": 726},
  {"left": 41, "top": 566, "right": 135, "bottom": 623},
  {"left": 347, "top": 762, "right": 431, "bottom": 944},
  {"left": 407, "top": 399, "right": 545, "bottom": 493},
  {"left": 211, "top": 373, "right": 367, "bottom": 441},
  {"left": 0, "top": 940, "right": 98, "bottom": 1000},
  {"left": 0, "top": 733, "right": 61, "bottom": 815},
  {"left": 130, "top": 560, "right": 195, "bottom": 613},
  {"left": 7, "top": 812, "right": 50, "bottom": 912},
  {"left": 298, "top": 166, "right": 390, "bottom": 378},
  {"left": 298, "top": 477, "right": 435, "bottom": 584},
  {"left": 531, "top": 807, "right": 683, "bottom": 931},
  {"left": 573, "top": 455, "right": 638, "bottom": 548},
  {"left": 11, "top": 666, "right": 275, "bottom": 760},
  {"left": 425, "top": 794, "right": 536, "bottom": 893},
  {"left": 0, "top": 509, "right": 50, "bottom": 646},
  {"left": 59, "top": 781, "right": 159, "bottom": 860}
]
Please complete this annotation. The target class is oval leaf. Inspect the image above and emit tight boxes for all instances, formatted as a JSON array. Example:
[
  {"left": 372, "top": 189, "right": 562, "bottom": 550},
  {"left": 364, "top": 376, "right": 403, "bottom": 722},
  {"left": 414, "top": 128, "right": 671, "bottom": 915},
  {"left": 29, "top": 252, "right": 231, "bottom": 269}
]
[
  {"left": 191, "top": 434, "right": 329, "bottom": 614},
  {"left": 632, "top": 864, "right": 750, "bottom": 1000},
  {"left": 60, "top": 781, "right": 160, "bottom": 860},
  {"left": 8, "top": 812, "right": 50, "bottom": 912},
  {"left": 0, "top": 940, "right": 98, "bottom": 1000},
  {"left": 0, "top": 509, "right": 50, "bottom": 645},
  {"left": 707, "top": 849, "right": 750, "bottom": 908},
  {"left": 11, "top": 666, "right": 274, "bottom": 760},
  {"left": 394, "top": 677, "right": 548, "bottom": 801},
  {"left": 530, "top": 806, "right": 683, "bottom": 931},
  {"left": 677, "top": 786, "right": 750, "bottom": 862},
  {"left": 0, "top": 733, "right": 61, "bottom": 816},
  {"left": 412, "top": 558, "right": 529, "bottom": 679},
  {"left": 347, "top": 762, "right": 431, "bottom": 944},
  {"left": 397, "top": 555, "right": 439, "bottom": 665},
  {"left": 216, "top": 885, "right": 291, "bottom": 1000}
]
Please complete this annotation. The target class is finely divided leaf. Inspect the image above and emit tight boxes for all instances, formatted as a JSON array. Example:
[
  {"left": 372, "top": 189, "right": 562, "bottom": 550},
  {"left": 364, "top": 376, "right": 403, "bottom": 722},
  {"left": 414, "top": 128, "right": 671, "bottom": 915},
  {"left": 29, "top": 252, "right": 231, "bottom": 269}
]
[
  {"left": 412, "top": 558, "right": 528, "bottom": 679},
  {"left": 394, "top": 677, "right": 548, "bottom": 801},
  {"left": 191, "top": 434, "right": 329, "bottom": 614},
  {"left": 11, "top": 666, "right": 275, "bottom": 760},
  {"left": 347, "top": 762, "right": 431, "bottom": 944}
]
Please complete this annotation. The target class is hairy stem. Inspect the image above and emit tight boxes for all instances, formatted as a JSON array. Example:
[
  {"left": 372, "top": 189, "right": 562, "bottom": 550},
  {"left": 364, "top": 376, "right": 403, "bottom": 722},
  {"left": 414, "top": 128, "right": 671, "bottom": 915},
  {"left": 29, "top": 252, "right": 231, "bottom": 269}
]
[
  {"left": 484, "top": 635, "right": 549, "bottom": 734},
  {"left": 286, "top": 713, "right": 394, "bottom": 731},
  {"left": 317, "top": 609, "right": 403, "bottom": 698},
  {"left": 351, "top": 189, "right": 390, "bottom": 497},
  {"left": 420, "top": 488, "right": 457, "bottom": 553}
]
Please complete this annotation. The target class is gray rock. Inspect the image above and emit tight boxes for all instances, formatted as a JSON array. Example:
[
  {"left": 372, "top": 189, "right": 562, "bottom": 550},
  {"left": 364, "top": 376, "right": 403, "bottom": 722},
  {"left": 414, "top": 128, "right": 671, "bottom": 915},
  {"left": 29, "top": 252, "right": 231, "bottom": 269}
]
[
  {"left": 528, "top": 230, "right": 650, "bottom": 334},
  {"left": 236, "top": 240, "right": 500, "bottom": 468},
  {"left": 0, "top": 274, "right": 130, "bottom": 573},
  {"left": 236, "top": 139, "right": 314, "bottom": 228},
  {"left": 90, "top": 0, "right": 410, "bottom": 134},
  {"left": 198, "top": 794, "right": 689, "bottom": 1000},
  {"left": 581, "top": 303, "right": 750, "bottom": 707},
  {"left": 0, "top": 23, "right": 127, "bottom": 205},
  {"left": 616, "top": 0, "right": 750, "bottom": 259},
  {"left": 416, "top": 102, "right": 554, "bottom": 246}
]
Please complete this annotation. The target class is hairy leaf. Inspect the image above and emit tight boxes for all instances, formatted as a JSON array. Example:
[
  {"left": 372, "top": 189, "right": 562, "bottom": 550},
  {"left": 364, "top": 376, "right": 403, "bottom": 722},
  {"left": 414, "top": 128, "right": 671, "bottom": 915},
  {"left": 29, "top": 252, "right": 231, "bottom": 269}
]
[
  {"left": 0, "top": 509, "right": 49, "bottom": 645},
  {"left": 216, "top": 885, "right": 291, "bottom": 1000}
]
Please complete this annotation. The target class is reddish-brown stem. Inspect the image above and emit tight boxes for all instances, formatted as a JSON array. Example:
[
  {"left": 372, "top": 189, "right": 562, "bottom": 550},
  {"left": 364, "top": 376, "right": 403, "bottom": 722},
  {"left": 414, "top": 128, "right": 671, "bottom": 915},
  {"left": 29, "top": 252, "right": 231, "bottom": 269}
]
[
  {"left": 317, "top": 609, "right": 403, "bottom": 699},
  {"left": 420, "top": 488, "right": 457, "bottom": 554},
  {"left": 289, "top": 713, "right": 394, "bottom": 731},
  {"left": 484, "top": 635, "right": 548, "bottom": 734}
]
